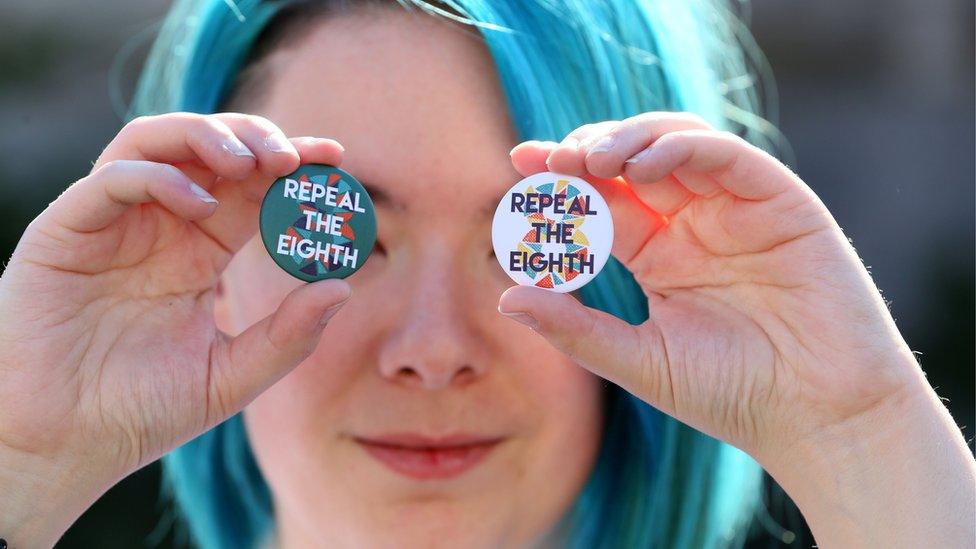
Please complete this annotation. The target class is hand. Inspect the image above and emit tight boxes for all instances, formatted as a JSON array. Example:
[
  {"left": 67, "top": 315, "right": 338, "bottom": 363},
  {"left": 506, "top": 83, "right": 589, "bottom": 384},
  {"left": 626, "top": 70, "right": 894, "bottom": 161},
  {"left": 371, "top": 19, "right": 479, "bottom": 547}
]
[
  {"left": 501, "top": 112, "right": 975, "bottom": 546},
  {"left": 0, "top": 112, "right": 351, "bottom": 546}
]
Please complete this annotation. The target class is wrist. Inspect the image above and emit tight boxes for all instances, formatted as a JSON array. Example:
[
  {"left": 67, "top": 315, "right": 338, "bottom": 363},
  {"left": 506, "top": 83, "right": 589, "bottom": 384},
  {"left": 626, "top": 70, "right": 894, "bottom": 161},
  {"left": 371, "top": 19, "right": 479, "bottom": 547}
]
[
  {"left": 762, "top": 365, "right": 975, "bottom": 547},
  {"left": 0, "top": 445, "right": 112, "bottom": 548}
]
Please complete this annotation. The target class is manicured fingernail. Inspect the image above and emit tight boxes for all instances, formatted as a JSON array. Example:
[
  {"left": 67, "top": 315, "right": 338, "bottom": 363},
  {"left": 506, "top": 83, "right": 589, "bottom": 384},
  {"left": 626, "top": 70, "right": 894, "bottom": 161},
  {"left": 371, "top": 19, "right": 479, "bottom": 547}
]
[
  {"left": 624, "top": 148, "right": 651, "bottom": 164},
  {"left": 320, "top": 299, "right": 349, "bottom": 325},
  {"left": 588, "top": 135, "right": 615, "bottom": 154},
  {"left": 498, "top": 310, "right": 539, "bottom": 330},
  {"left": 547, "top": 138, "right": 576, "bottom": 167},
  {"left": 264, "top": 132, "right": 294, "bottom": 153},
  {"left": 188, "top": 182, "right": 218, "bottom": 204},
  {"left": 222, "top": 138, "right": 255, "bottom": 158}
]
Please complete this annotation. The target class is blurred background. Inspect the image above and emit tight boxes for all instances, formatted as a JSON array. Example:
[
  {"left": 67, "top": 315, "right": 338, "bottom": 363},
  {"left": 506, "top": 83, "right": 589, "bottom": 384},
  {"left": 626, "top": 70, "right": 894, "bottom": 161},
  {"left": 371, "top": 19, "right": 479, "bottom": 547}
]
[{"left": 0, "top": 0, "right": 972, "bottom": 547}]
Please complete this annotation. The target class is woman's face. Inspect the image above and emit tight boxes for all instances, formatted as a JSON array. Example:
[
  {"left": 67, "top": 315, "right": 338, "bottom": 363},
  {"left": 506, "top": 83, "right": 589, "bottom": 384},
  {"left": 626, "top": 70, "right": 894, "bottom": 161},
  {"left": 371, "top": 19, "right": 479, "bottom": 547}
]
[{"left": 216, "top": 8, "right": 603, "bottom": 548}]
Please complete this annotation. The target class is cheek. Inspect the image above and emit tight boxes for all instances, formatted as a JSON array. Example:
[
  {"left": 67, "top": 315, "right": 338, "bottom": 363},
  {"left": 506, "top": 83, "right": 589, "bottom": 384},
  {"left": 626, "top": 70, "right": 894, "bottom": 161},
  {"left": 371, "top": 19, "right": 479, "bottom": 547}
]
[
  {"left": 218, "top": 238, "right": 303, "bottom": 334},
  {"left": 231, "top": 232, "right": 605, "bottom": 541},
  {"left": 242, "top": 317, "right": 368, "bottom": 525},
  {"left": 486, "top": 327, "right": 605, "bottom": 540},
  {"left": 224, "top": 239, "right": 365, "bottom": 497},
  {"left": 514, "top": 333, "right": 605, "bottom": 477},
  {"left": 244, "top": 301, "right": 371, "bottom": 455}
]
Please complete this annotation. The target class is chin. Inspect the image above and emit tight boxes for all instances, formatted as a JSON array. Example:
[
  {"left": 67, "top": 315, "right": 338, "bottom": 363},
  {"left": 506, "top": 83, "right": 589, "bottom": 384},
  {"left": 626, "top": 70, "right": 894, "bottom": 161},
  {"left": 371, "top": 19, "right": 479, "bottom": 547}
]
[{"left": 349, "top": 497, "right": 521, "bottom": 549}]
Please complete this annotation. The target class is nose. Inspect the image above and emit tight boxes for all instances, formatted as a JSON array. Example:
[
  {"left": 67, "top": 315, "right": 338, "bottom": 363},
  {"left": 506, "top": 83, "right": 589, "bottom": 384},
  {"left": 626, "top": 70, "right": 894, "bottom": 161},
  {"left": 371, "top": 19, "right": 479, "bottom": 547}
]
[{"left": 377, "top": 261, "right": 488, "bottom": 390}]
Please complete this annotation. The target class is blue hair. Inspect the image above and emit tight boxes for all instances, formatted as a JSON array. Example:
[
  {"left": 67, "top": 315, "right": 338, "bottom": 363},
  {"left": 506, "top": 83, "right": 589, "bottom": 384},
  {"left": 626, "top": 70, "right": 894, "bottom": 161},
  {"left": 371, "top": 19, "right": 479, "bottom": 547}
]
[{"left": 131, "top": 1, "right": 772, "bottom": 547}]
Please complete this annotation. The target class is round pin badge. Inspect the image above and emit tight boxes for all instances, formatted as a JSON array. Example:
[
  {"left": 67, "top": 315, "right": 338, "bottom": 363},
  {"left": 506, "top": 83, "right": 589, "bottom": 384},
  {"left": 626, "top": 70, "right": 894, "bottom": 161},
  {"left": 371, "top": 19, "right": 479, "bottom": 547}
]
[
  {"left": 259, "top": 164, "right": 376, "bottom": 282},
  {"left": 491, "top": 172, "right": 613, "bottom": 293}
]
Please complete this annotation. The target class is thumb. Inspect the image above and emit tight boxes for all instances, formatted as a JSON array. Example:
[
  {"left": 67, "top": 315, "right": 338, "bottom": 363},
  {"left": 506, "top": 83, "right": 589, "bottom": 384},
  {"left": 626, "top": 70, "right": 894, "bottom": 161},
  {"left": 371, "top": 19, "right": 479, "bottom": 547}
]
[
  {"left": 497, "top": 285, "right": 673, "bottom": 411},
  {"left": 209, "top": 278, "right": 351, "bottom": 420}
]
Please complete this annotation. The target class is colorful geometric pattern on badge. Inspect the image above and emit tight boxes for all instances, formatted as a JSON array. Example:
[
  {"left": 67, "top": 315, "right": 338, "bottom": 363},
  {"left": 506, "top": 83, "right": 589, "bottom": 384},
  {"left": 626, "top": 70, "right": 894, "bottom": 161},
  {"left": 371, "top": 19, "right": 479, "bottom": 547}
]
[
  {"left": 491, "top": 172, "right": 613, "bottom": 294},
  {"left": 259, "top": 164, "right": 377, "bottom": 282}
]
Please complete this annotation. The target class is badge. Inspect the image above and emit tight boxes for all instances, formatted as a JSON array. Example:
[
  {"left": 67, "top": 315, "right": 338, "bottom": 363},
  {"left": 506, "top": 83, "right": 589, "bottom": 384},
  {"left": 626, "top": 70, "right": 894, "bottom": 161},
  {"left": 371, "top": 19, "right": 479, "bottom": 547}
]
[
  {"left": 259, "top": 164, "right": 376, "bottom": 282},
  {"left": 491, "top": 172, "right": 613, "bottom": 293}
]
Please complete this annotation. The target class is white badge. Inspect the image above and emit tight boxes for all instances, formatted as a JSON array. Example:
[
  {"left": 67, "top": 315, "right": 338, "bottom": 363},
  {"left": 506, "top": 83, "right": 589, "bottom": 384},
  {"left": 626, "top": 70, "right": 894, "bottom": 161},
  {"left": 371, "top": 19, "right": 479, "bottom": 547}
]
[{"left": 492, "top": 172, "right": 613, "bottom": 293}]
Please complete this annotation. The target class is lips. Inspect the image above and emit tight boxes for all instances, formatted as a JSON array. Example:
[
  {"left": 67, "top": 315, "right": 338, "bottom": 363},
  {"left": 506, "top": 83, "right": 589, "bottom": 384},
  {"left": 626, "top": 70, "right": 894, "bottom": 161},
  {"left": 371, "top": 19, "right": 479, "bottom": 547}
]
[{"left": 352, "top": 433, "right": 504, "bottom": 480}]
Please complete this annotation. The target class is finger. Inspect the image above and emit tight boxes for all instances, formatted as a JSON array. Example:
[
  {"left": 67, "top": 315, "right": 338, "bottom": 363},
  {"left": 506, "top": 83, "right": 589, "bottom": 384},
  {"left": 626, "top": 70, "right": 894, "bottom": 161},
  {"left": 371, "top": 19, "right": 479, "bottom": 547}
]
[
  {"left": 209, "top": 279, "right": 351, "bottom": 420},
  {"left": 622, "top": 129, "right": 803, "bottom": 201},
  {"left": 636, "top": 177, "right": 694, "bottom": 216},
  {"left": 581, "top": 112, "right": 713, "bottom": 180},
  {"left": 191, "top": 135, "right": 345, "bottom": 255},
  {"left": 510, "top": 140, "right": 558, "bottom": 177},
  {"left": 211, "top": 112, "right": 303, "bottom": 179},
  {"left": 497, "top": 285, "right": 674, "bottom": 412},
  {"left": 290, "top": 136, "right": 345, "bottom": 166},
  {"left": 545, "top": 121, "right": 618, "bottom": 176},
  {"left": 511, "top": 139, "right": 667, "bottom": 264},
  {"left": 44, "top": 160, "right": 218, "bottom": 233},
  {"left": 95, "top": 112, "right": 259, "bottom": 181},
  {"left": 217, "top": 134, "right": 343, "bottom": 203}
]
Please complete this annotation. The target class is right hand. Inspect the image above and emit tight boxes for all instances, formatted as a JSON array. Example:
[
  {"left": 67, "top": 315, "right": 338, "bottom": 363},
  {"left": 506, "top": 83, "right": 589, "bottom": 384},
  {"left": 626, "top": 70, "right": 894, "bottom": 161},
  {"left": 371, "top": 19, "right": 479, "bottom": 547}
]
[{"left": 0, "top": 112, "right": 351, "bottom": 546}]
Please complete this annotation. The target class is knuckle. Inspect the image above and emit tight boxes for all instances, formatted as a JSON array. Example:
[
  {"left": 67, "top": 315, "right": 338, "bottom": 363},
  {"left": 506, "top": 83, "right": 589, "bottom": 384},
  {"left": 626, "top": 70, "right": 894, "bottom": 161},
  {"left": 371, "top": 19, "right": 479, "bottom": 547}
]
[
  {"left": 194, "top": 114, "right": 232, "bottom": 137},
  {"left": 628, "top": 111, "right": 673, "bottom": 128},
  {"left": 138, "top": 161, "right": 186, "bottom": 188},
  {"left": 725, "top": 131, "right": 753, "bottom": 150},
  {"left": 116, "top": 115, "right": 153, "bottom": 140},
  {"left": 628, "top": 111, "right": 712, "bottom": 131},
  {"left": 124, "top": 114, "right": 153, "bottom": 130},
  {"left": 93, "top": 158, "right": 139, "bottom": 181},
  {"left": 570, "top": 123, "right": 599, "bottom": 138},
  {"left": 95, "top": 158, "right": 126, "bottom": 175},
  {"left": 214, "top": 112, "right": 281, "bottom": 138},
  {"left": 584, "top": 121, "right": 621, "bottom": 145},
  {"left": 653, "top": 131, "right": 684, "bottom": 148},
  {"left": 247, "top": 113, "right": 276, "bottom": 129},
  {"left": 674, "top": 111, "right": 711, "bottom": 127},
  {"left": 242, "top": 113, "right": 280, "bottom": 135},
  {"left": 155, "top": 162, "right": 187, "bottom": 183}
]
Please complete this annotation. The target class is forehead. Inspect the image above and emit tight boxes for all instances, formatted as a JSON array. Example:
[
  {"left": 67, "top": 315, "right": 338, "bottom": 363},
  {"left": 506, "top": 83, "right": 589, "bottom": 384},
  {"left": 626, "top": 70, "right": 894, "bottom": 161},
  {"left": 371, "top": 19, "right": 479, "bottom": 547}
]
[{"left": 252, "top": 7, "right": 520, "bottom": 216}]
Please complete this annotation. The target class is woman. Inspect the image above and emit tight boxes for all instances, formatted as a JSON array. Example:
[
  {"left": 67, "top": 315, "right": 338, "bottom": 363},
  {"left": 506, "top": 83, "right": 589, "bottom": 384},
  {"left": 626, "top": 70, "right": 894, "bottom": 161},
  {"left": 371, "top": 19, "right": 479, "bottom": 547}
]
[{"left": 0, "top": 0, "right": 972, "bottom": 547}]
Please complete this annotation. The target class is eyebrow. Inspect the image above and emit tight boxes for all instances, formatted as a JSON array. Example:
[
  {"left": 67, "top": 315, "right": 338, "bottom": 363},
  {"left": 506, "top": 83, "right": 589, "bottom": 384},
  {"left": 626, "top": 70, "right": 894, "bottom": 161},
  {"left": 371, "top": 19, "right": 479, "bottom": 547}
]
[{"left": 359, "top": 180, "right": 498, "bottom": 218}]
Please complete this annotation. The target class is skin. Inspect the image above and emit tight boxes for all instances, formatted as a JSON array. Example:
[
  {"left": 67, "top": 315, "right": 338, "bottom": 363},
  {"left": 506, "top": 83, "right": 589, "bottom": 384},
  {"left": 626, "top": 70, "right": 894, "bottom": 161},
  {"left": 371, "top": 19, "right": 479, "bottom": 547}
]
[
  {"left": 221, "top": 11, "right": 601, "bottom": 548},
  {"left": 0, "top": 6, "right": 973, "bottom": 549}
]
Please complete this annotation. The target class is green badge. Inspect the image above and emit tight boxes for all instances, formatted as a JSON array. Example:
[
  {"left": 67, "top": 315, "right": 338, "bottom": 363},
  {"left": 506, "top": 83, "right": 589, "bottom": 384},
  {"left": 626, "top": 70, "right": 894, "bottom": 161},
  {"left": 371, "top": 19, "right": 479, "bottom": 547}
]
[{"left": 259, "top": 164, "right": 376, "bottom": 282}]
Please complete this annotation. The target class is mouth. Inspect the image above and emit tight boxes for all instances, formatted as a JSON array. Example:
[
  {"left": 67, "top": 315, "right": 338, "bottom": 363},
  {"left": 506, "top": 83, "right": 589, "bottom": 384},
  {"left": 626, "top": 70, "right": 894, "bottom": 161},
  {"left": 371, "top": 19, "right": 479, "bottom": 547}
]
[{"left": 352, "top": 432, "right": 505, "bottom": 481}]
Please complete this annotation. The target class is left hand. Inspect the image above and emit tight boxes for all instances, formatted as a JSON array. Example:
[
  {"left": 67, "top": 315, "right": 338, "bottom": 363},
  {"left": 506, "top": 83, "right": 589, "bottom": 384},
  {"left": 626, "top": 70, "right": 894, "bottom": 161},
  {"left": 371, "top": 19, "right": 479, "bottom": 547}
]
[{"left": 499, "top": 112, "right": 975, "bottom": 547}]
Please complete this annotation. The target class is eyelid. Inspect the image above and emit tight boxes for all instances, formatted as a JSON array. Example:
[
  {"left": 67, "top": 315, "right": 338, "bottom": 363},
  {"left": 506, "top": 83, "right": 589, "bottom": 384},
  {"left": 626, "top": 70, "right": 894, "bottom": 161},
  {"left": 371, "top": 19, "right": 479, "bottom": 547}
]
[{"left": 359, "top": 179, "right": 402, "bottom": 212}]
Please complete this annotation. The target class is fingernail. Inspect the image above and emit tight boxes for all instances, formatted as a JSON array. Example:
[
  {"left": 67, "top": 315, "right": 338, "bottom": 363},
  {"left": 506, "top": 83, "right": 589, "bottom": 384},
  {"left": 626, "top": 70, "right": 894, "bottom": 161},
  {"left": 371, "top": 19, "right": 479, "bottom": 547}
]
[
  {"left": 264, "top": 131, "right": 294, "bottom": 153},
  {"left": 188, "top": 182, "right": 218, "bottom": 204},
  {"left": 222, "top": 137, "right": 255, "bottom": 158},
  {"left": 588, "top": 135, "right": 615, "bottom": 154},
  {"left": 624, "top": 148, "right": 651, "bottom": 164},
  {"left": 319, "top": 299, "right": 348, "bottom": 325},
  {"left": 498, "top": 310, "right": 539, "bottom": 330}
]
